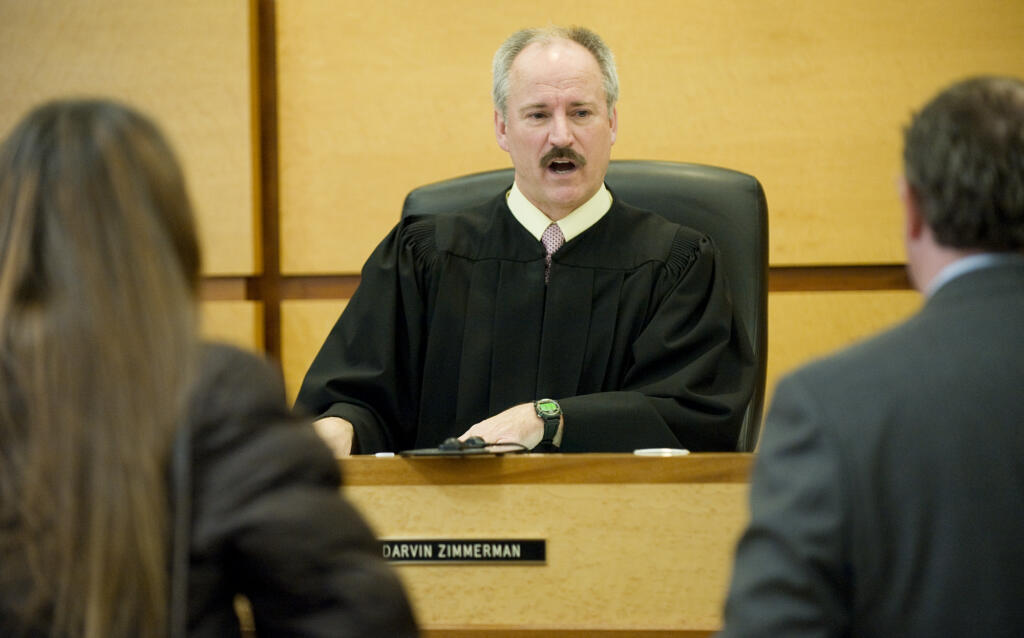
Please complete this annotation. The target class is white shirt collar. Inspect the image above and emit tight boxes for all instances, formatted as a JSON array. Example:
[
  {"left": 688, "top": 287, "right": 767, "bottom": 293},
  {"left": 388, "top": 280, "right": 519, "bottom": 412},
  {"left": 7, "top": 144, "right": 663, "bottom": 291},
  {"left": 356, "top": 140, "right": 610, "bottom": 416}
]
[
  {"left": 506, "top": 182, "right": 613, "bottom": 242},
  {"left": 927, "top": 252, "right": 1024, "bottom": 297}
]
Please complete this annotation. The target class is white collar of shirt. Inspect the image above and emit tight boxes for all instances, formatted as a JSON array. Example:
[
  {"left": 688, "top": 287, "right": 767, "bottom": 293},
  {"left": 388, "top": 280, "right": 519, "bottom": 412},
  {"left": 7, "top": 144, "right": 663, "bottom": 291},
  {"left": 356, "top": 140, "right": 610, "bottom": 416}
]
[
  {"left": 926, "top": 252, "right": 1024, "bottom": 297},
  {"left": 506, "top": 182, "right": 613, "bottom": 242}
]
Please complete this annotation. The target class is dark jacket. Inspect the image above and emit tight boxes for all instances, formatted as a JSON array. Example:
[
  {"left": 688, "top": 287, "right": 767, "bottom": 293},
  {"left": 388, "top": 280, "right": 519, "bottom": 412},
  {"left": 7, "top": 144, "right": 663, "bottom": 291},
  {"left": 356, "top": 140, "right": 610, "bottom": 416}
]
[
  {"left": 0, "top": 343, "right": 418, "bottom": 638},
  {"left": 183, "top": 343, "right": 417, "bottom": 637}
]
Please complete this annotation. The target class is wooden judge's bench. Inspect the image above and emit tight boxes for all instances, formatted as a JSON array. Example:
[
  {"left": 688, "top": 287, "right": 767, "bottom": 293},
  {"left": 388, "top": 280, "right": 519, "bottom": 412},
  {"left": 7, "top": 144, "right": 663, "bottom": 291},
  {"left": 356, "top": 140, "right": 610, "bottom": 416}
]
[{"left": 340, "top": 453, "right": 753, "bottom": 637}]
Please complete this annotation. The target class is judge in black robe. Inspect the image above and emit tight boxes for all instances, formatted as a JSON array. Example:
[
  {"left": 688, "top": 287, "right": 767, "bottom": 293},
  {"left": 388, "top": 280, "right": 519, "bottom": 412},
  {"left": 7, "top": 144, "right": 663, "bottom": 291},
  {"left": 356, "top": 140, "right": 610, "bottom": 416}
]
[{"left": 294, "top": 190, "right": 754, "bottom": 453}]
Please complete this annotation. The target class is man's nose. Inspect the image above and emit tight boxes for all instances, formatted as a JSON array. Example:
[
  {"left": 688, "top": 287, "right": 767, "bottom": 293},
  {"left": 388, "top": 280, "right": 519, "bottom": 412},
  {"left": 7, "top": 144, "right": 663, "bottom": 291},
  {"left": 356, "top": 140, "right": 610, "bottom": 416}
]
[{"left": 548, "top": 113, "right": 573, "bottom": 147}]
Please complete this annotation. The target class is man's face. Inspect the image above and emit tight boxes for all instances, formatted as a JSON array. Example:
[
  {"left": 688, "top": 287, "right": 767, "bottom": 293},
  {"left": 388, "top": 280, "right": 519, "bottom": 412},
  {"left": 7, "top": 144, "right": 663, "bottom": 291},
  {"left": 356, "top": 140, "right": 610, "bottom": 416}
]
[{"left": 495, "top": 39, "right": 617, "bottom": 221}]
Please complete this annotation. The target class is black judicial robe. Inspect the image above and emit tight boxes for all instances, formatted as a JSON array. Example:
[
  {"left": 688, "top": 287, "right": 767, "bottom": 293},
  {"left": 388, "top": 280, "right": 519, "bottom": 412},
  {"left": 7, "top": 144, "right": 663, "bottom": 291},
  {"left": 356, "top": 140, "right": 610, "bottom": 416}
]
[{"left": 295, "top": 192, "right": 754, "bottom": 453}]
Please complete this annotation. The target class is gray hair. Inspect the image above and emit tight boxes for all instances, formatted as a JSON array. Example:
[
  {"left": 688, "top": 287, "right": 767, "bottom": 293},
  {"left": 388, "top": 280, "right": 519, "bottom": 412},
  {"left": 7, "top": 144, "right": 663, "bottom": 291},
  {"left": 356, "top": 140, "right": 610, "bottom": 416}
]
[{"left": 492, "top": 26, "right": 619, "bottom": 119}]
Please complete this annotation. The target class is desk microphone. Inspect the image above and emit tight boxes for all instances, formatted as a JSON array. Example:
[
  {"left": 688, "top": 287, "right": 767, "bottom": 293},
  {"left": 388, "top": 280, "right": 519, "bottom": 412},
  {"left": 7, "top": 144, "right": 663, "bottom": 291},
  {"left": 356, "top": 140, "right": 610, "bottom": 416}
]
[{"left": 399, "top": 437, "right": 528, "bottom": 456}]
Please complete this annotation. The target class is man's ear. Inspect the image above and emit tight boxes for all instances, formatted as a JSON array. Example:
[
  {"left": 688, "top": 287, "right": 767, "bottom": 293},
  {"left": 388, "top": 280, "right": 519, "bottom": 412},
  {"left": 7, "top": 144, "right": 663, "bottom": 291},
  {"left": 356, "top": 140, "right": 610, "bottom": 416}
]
[
  {"left": 495, "top": 110, "right": 510, "bottom": 152},
  {"left": 899, "top": 176, "right": 926, "bottom": 240},
  {"left": 609, "top": 106, "right": 618, "bottom": 145}
]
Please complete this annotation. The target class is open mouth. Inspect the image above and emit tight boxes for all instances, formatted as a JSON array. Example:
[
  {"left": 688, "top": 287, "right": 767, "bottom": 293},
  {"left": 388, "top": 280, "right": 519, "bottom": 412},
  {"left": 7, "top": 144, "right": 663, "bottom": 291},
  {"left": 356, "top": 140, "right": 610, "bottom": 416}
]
[
  {"left": 548, "top": 159, "right": 577, "bottom": 174},
  {"left": 541, "top": 147, "right": 586, "bottom": 175}
]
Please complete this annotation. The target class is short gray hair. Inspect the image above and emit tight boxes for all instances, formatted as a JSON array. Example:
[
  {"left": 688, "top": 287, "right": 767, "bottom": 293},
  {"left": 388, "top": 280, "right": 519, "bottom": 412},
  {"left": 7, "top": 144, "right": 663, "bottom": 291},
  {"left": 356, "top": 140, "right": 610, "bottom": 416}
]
[{"left": 492, "top": 26, "right": 619, "bottom": 119}]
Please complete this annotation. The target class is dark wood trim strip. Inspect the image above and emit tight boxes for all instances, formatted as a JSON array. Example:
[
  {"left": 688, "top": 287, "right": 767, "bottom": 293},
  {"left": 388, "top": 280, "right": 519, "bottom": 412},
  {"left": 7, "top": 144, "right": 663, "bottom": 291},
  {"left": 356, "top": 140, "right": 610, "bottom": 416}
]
[
  {"left": 248, "top": 628, "right": 711, "bottom": 638},
  {"left": 254, "top": 0, "right": 282, "bottom": 359},
  {"left": 769, "top": 264, "right": 911, "bottom": 292},
  {"left": 340, "top": 453, "right": 753, "bottom": 487},
  {"left": 421, "top": 629, "right": 713, "bottom": 637},
  {"left": 279, "top": 274, "right": 362, "bottom": 300},
  {"left": 199, "top": 266, "right": 913, "bottom": 303},
  {"left": 198, "top": 276, "right": 251, "bottom": 301}
]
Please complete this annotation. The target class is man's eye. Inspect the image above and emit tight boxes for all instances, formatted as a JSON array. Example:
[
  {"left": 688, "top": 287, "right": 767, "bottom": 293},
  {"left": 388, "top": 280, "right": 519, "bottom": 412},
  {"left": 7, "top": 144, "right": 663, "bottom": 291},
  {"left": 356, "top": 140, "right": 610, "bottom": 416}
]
[
  {"left": 573, "top": 110, "right": 591, "bottom": 118},
  {"left": 528, "top": 112, "right": 547, "bottom": 120}
]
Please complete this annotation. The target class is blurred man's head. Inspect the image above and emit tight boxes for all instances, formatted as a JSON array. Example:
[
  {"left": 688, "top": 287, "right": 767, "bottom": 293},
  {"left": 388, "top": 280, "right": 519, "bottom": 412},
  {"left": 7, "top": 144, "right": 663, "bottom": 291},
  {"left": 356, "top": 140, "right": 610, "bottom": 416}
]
[
  {"left": 493, "top": 26, "right": 619, "bottom": 220},
  {"left": 901, "top": 76, "right": 1024, "bottom": 289}
]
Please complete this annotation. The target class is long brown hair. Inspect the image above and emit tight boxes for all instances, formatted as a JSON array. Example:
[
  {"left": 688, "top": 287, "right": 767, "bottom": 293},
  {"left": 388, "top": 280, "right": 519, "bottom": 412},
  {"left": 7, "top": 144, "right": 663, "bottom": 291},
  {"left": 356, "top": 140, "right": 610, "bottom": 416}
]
[{"left": 0, "top": 99, "right": 200, "bottom": 637}]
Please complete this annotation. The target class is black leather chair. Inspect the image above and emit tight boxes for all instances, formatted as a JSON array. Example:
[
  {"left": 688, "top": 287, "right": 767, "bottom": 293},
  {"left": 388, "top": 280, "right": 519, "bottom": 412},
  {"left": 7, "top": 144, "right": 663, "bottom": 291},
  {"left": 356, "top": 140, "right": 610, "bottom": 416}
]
[{"left": 401, "top": 160, "right": 768, "bottom": 452}]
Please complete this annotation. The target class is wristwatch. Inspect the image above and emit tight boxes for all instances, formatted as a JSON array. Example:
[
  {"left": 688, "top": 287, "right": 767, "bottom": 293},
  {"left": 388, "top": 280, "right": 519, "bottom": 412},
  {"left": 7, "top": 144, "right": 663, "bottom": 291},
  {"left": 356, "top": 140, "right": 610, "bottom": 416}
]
[{"left": 534, "top": 398, "right": 561, "bottom": 448}]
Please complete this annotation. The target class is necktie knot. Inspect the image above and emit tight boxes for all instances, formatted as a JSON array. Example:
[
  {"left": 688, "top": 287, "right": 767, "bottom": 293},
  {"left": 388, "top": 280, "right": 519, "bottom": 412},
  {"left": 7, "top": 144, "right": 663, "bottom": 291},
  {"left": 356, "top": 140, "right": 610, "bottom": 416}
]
[{"left": 541, "top": 223, "right": 564, "bottom": 256}]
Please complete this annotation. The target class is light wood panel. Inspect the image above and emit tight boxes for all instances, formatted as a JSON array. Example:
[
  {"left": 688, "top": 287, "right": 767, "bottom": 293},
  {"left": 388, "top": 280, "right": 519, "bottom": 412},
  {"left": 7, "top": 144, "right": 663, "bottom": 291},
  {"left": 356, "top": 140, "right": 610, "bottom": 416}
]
[
  {"left": 0, "top": 0, "right": 258, "bottom": 275},
  {"left": 766, "top": 290, "right": 922, "bottom": 407},
  {"left": 199, "top": 301, "right": 263, "bottom": 353},
  {"left": 342, "top": 454, "right": 750, "bottom": 633},
  {"left": 280, "top": 299, "right": 348, "bottom": 401},
  {"left": 276, "top": 0, "right": 1024, "bottom": 273}
]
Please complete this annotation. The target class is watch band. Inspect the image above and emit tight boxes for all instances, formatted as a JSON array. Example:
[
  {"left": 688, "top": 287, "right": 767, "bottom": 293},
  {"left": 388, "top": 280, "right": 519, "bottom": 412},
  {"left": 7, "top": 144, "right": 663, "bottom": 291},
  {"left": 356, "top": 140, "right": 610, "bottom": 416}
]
[{"left": 534, "top": 398, "right": 561, "bottom": 447}]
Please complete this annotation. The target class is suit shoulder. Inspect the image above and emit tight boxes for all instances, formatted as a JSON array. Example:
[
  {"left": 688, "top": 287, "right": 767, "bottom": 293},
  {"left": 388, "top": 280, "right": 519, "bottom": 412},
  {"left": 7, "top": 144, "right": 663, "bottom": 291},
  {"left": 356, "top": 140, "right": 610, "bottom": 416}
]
[
  {"left": 189, "top": 342, "right": 338, "bottom": 481},
  {"left": 776, "top": 316, "right": 923, "bottom": 417},
  {"left": 197, "top": 342, "right": 284, "bottom": 404},
  {"left": 190, "top": 342, "right": 292, "bottom": 436}
]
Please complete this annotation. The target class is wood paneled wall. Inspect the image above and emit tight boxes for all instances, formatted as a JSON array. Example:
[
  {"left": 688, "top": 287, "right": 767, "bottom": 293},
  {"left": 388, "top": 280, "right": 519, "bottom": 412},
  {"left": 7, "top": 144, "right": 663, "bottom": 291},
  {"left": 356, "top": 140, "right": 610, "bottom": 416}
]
[
  {"left": 0, "top": 0, "right": 262, "bottom": 349},
  {"left": 277, "top": 0, "right": 1024, "bottom": 272},
  {"left": 0, "top": 0, "right": 258, "bottom": 276},
  {"left": 2, "top": 0, "right": 1022, "bottom": 410}
]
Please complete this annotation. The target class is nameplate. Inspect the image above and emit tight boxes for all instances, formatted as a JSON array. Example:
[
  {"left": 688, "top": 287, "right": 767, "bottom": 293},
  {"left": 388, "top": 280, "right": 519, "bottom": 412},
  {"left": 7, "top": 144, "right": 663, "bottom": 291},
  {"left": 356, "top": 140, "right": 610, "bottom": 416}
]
[{"left": 380, "top": 539, "right": 546, "bottom": 564}]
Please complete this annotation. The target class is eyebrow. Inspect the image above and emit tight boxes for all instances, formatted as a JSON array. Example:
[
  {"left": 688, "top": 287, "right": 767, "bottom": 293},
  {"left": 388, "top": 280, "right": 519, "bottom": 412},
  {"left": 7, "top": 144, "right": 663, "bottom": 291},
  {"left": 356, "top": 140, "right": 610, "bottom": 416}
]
[{"left": 517, "top": 100, "right": 597, "bottom": 116}]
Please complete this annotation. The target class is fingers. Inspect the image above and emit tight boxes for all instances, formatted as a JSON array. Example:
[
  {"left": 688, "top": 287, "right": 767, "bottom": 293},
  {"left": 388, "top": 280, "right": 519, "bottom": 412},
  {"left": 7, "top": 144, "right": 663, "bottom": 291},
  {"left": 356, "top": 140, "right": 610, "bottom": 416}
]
[{"left": 459, "top": 403, "right": 544, "bottom": 449}]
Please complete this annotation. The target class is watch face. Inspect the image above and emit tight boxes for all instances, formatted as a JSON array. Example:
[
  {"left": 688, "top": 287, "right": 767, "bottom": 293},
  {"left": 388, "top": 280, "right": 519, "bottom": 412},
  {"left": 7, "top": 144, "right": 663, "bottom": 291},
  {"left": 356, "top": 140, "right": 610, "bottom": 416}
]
[{"left": 537, "top": 399, "right": 559, "bottom": 416}]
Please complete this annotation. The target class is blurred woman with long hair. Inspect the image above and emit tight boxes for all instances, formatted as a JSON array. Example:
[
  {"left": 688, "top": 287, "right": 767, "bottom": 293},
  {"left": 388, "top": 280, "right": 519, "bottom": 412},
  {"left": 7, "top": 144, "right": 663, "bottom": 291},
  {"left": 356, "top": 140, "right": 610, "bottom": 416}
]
[{"left": 0, "top": 99, "right": 416, "bottom": 638}]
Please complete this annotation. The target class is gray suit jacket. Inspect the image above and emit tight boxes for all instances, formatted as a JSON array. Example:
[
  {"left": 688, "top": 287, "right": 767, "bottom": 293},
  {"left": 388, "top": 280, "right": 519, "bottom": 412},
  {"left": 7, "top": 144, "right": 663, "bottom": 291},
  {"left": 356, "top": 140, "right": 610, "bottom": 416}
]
[{"left": 719, "top": 260, "right": 1024, "bottom": 638}]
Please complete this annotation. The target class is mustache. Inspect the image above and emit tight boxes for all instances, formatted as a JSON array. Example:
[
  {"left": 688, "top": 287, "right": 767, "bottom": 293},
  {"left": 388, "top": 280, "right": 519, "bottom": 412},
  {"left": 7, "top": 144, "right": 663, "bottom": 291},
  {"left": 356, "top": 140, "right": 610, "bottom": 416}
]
[{"left": 540, "top": 146, "right": 586, "bottom": 168}]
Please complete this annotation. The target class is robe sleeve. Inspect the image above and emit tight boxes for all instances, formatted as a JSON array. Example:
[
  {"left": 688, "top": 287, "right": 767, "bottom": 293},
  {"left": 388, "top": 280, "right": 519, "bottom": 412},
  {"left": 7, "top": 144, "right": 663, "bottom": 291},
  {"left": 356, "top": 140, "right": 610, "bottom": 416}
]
[
  {"left": 293, "top": 219, "right": 435, "bottom": 453},
  {"left": 557, "top": 233, "right": 755, "bottom": 452}
]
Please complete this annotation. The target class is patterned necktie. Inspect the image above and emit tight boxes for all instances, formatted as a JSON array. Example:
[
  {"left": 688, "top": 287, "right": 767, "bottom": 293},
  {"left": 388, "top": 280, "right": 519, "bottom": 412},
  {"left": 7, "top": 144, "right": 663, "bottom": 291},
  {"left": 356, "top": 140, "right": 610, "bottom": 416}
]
[{"left": 541, "top": 223, "right": 565, "bottom": 284}]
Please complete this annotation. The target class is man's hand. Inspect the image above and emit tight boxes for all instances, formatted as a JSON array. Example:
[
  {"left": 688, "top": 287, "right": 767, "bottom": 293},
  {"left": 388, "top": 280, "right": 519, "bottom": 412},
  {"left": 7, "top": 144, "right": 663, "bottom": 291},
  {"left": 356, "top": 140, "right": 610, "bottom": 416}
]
[
  {"left": 313, "top": 416, "right": 355, "bottom": 457},
  {"left": 459, "top": 403, "right": 563, "bottom": 449}
]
